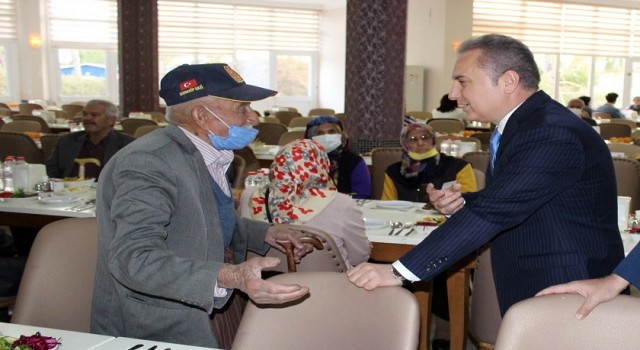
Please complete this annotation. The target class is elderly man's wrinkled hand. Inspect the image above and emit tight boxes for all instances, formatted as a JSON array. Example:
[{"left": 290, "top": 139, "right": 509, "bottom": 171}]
[
  {"left": 265, "top": 225, "right": 315, "bottom": 261},
  {"left": 218, "top": 257, "right": 309, "bottom": 304},
  {"left": 347, "top": 263, "right": 402, "bottom": 290},
  {"left": 426, "top": 183, "right": 464, "bottom": 215}
]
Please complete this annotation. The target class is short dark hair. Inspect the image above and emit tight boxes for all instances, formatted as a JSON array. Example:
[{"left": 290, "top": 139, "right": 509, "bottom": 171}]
[
  {"left": 457, "top": 34, "right": 540, "bottom": 91},
  {"left": 436, "top": 94, "right": 459, "bottom": 113},
  {"left": 605, "top": 93, "right": 618, "bottom": 103},
  {"left": 578, "top": 96, "right": 591, "bottom": 106}
]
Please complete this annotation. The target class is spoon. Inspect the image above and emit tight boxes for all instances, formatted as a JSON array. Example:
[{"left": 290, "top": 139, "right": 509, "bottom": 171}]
[
  {"left": 388, "top": 221, "right": 404, "bottom": 235},
  {"left": 401, "top": 223, "right": 416, "bottom": 236}
]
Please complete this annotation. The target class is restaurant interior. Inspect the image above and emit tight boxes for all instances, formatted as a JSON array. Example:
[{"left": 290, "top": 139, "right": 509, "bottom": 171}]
[{"left": 1, "top": 0, "right": 640, "bottom": 350}]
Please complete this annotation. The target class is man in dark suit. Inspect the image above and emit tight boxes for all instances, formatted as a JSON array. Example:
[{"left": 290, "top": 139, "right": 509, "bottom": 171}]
[
  {"left": 45, "top": 99, "right": 135, "bottom": 179},
  {"left": 348, "top": 34, "right": 624, "bottom": 318}
]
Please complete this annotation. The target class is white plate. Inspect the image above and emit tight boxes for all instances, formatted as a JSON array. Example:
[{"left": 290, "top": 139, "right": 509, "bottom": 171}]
[
  {"left": 38, "top": 196, "right": 82, "bottom": 206},
  {"left": 55, "top": 186, "right": 93, "bottom": 196},
  {"left": 0, "top": 195, "right": 39, "bottom": 203},
  {"left": 416, "top": 207, "right": 440, "bottom": 215},
  {"left": 363, "top": 218, "right": 389, "bottom": 230},
  {"left": 375, "top": 200, "right": 414, "bottom": 210}
]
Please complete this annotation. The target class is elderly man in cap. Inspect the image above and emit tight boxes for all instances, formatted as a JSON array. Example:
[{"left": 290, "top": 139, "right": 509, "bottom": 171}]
[{"left": 91, "top": 64, "right": 313, "bottom": 347}]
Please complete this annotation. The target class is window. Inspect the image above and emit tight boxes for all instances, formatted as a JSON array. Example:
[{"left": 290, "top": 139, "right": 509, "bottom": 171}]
[
  {"left": 46, "top": 0, "right": 118, "bottom": 103},
  {"left": 473, "top": 0, "right": 640, "bottom": 107},
  {"left": 158, "top": 1, "right": 320, "bottom": 109},
  {"left": 0, "top": 0, "right": 18, "bottom": 102}
]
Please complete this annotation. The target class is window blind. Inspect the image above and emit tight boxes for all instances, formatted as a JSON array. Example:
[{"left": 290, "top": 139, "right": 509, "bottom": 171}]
[
  {"left": 158, "top": 1, "right": 320, "bottom": 55},
  {"left": 0, "top": 0, "right": 16, "bottom": 40},
  {"left": 47, "top": 0, "right": 118, "bottom": 46},
  {"left": 473, "top": 0, "right": 640, "bottom": 57}
]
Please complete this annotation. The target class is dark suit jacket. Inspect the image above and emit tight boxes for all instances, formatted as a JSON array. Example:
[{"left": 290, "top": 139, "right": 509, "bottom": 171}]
[
  {"left": 399, "top": 91, "right": 624, "bottom": 314},
  {"left": 45, "top": 130, "right": 135, "bottom": 178},
  {"left": 614, "top": 244, "right": 640, "bottom": 288}
]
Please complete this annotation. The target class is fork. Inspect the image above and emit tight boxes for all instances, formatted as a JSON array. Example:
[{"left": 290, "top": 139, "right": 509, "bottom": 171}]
[
  {"left": 396, "top": 223, "right": 415, "bottom": 236},
  {"left": 66, "top": 199, "right": 94, "bottom": 211}
]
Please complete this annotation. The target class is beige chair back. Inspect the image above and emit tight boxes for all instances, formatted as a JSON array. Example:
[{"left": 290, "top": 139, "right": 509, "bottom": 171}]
[
  {"left": 0, "top": 131, "right": 44, "bottom": 163},
  {"left": 427, "top": 118, "right": 466, "bottom": 134},
  {"left": 133, "top": 124, "right": 161, "bottom": 138},
  {"left": 274, "top": 111, "right": 302, "bottom": 126},
  {"left": 0, "top": 107, "right": 12, "bottom": 117},
  {"left": 607, "top": 143, "right": 640, "bottom": 160},
  {"left": 233, "top": 271, "right": 420, "bottom": 350},
  {"left": 262, "top": 116, "right": 282, "bottom": 124},
  {"left": 371, "top": 147, "right": 403, "bottom": 199},
  {"left": 120, "top": 118, "right": 158, "bottom": 135},
  {"left": 473, "top": 168, "right": 486, "bottom": 190},
  {"left": 407, "top": 111, "right": 432, "bottom": 120},
  {"left": 144, "top": 111, "right": 167, "bottom": 123},
  {"left": 308, "top": 108, "right": 335, "bottom": 117},
  {"left": 61, "top": 104, "right": 84, "bottom": 119},
  {"left": 288, "top": 116, "right": 312, "bottom": 128},
  {"left": 608, "top": 118, "right": 637, "bottom": 130},
  {"left": 462, "top": 151, "right": 490, "bottom": 173},
  {"left": 11, "top": 115, "right": 51, "bottom": 133},
  {"left": 334, "top": 113, "right": 345, "bottom": 124},
  {"left": 255, "top": 122, "right": 288, "bottom": 145},
  {"left": 599, "top": 123, "right": 632, "bottom": 139},
  {"left": 469, "top": 247, "right": 502, "bottom": 350},
  {"left": 40, "top": 133, "right": 62, "bottom": 161},
  {"left": 612, "top": 157, "right": 640, "bottom": 211},
  {"left": 472, "top": 131, "right": 492, "bottom": 151},
  {"left": 11, "top": 218, "right": 98, "bottom": 332},
  {"left": 592, "top": 111, "right": 612, "bottom": 119},
  {"left": 18, "top": 103, "right": 44, "bottom": 116},
  {"left": 1, "top": 120, "right": 42, "bottom": 133},
  {"left": 494, "top": 294, "right": 640, "bottom": 350},
  {"left": 278, "top": 130, "right": 305, "bottom": 146}
]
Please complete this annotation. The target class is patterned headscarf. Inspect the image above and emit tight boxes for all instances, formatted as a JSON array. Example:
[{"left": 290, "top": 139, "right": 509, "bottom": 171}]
[
  {"left": 304, "top": 115, "right": 348, "bottom": 182},
  {"left": 399, "top": 121, "right": 437, "bottom": 178},
  {"left": 248, "top": 139, "right": 337, "bottom": 223}
]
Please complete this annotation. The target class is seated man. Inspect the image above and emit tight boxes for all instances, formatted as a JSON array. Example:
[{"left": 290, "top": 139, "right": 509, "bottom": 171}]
[
  {"left": 45, "top": 99, "right": 135, "bottom": 179},
  {"left": 595, "top": 92, "right": 625, "bottom": 119}
]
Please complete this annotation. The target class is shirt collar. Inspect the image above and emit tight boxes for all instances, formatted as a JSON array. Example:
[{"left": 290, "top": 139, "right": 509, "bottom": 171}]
[
  {"left": 496, "top": 101, "right": 525, "bottom": 134},
  {"left": 178, "top": 126, "right": 233, "bottom": 166}
]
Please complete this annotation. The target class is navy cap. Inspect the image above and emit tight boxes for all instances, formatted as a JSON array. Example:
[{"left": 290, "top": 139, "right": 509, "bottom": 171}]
[{"left": 159, "top": 63, "right": 277, "bottom": 106}]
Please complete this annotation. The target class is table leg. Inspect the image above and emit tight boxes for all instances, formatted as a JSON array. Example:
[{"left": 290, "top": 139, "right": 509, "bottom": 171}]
[
  {"left": 447, "top": 257, "right": 474, "bottom": 350},
  {"left": 412, "top": 281, "right": 432, "bottom": 350}
]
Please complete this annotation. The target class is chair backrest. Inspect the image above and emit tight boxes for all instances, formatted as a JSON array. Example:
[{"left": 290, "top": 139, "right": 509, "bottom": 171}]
[
  {"left": 308, "top": 108, "right": 335, "bottom": 117},
  {"left": 274, "top": 111, "right": 302, "bottom": 126},
  {"left": 233, "top": 271, "right": 420, "bottom": 350},
  {"left": 494, "top": 294, "right": 640, "bottom": 350},
  {"left": 612, "top": 157, "right": 640, "bottom": 211},
  {"left": 120, "top": 118, "right": 158, "bottom": 135},
  {"left": 249, "top": 224, "right": 348, "bottom": 274},
  {"left": 18, "top": 103, "right": 44, "bottom": 116},
  {"left": 11, "top": 218, "right": 98, "bottom": 332},
  {"left": 11, "top": 115, "right": 51, "bottom": 133},
  {"left": 231, "top": 154, "right": 247, "bottom": 189},
  {"left": 334, "top": 113, "right": 346, "bottom": 124},
  {"left": 40, "top": 133, "right": 62, "bottom": 161},
  {"left": 592, "top": 111, "right": 612, "bottom": 119},
  {"left": 471, "top": 131, "right": 492, "bottom": 151},
  {"left": 427, "top": 118, "right": 466, "bottom": 133},
  {"left": 599, "top": 123, "right": 632, "bottom": 139},
  {"left": 370, "top": 147, "right": 403, "bottom": 199},
  {"left": 262, "top": 116, "right": 282, "bottom": 124},
  {"left": 406, "top": 110, "right": 433, "bottom": 120},
  {"left": 143, "top": 111, "right": 167, "bottom": 123},
  {"left": 473, "top": 168, "right": 486, "bottom": 190},
  {"left": 462, "top": 151, "right": 490, "bottom": 173},
  {"left": 61, "top": 104, "right": 84, "bottom": 119},
  {"left": 0, "top": 131, "right": 44, "bottom": 163},
  {"left": 0, "top": 107, "right": 12, "bottom": 117},
  {"left": 1, "top": 120, "right": 42, "bottom": 133},
  {"left": 233, "top": 147, "right": 261, "bottom": 174},
  {"left": 469, "top": 247, "right": 502, "bottom": 349},
  {"left": 133, "top": 124, "right": 161, "bottom": 138},
  {"left": 608, "top": 118, "right": 637, "bottom": 130},
  {"left": 255, "top": 122, "right": 288, "bottom": 145},
  {"left": 288, "top": 116, "right": 312, "bottom": 128},
  {"left": 607, "top": 143, "right": 640, "bottom": 160},
  {"left": 278, "top": 130, "right": 305, "bottom": 146}
]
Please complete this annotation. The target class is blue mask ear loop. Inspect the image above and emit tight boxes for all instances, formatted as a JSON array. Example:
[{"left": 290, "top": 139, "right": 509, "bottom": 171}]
[{"left": 204, "top": 106, "right": 231, "bottom": 135}]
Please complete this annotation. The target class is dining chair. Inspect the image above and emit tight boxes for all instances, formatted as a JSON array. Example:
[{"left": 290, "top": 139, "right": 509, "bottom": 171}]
[
  {"left": 494, "top": 294, "right": 640, "bottom": 350},
  {"left": 120, "top": 118, "right": 158, "bottom": 135},
  {"left": 232, "top": 271, "right": 420, "bottom": 350},
  {"left": 132, "top": 124, "right": 161, "bottom": 138},
  {"left": 592, "top": 112, "right": 612, "bottom": 119},
  {"left": 233, "top": 147, "right": 261, "bottom": 175},
  {"left": 0, "top": 120, "right": 42, "bottom": 133},
  {"left": 599, "top": 123, "right": 632, "bottom": 139},
  {"left": 462, "top": 151, "right": 490, "bottom": 173},
  {"left": 255, "top": 122, "right": 288, "bottom": 145},
  {"left": 142, "top": 111, "right": 167, "bottom": 123},
  {"left": 612, "top": 157, "right": 640, "bottom": 211},
  {"left": 262, "top": 116, "right": 282, "bottom": 124},
  {"left": 370, "top": 147, "right": 404, "bottom": 199},
  {"left": 308, "top": 108, "right": 335, "bottom": 117},
  {"left": 471, "top": 131, "right": 492, "bottom": 151},
  {"left": 18, "top": 103, "right": 44, "bottom": 116},
  {"left": 0, "top": 107, "right": 12, "bottom": 117},
  {"left": 427, "top": 118, "right": 466, "bottom": 134},
  {"left": 468, "top": 246, "right": 502, "bottom": 350},
  {"left": 40, "top": 133, "right": 61, "bottom": 161},
  {"left": 61, "top": 104, "right": 84, "bottom": 119},
  {"left": 11, "top": 115, "right": 51, "bottom": 133},
  {"left": 608, "top": 118, "right": 637, "bottom": 130},
  {"left": 407, "top": 110, "right": 433, "bottom": 121},
  {"left": 0, "top": 131, "right": 44, "bottom": 163},
  {"left": 11, "top": 217, "right": 98, "bottom": 332},
  {"left": 607, "top": 143, "right": 640, "bottom": 160},
  {"left": 274, "top": 111, "right": 302, "bottom": 127},
  {"left": 473, "top": 168, "right": 486, "bottom": 190},
  {"left": 287, "top": 116, "right": 312, "bottom": 128},
  {"left": 334, "top": 113, "right": 345, "bottom": 124},
  {"left": 278, "top": 130, "right": 305, "bottom": 146}
]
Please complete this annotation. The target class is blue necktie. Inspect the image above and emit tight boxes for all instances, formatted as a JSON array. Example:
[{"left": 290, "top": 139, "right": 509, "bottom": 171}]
[{"left": 489, "top": 129, "right": 501, "bottom": 172}]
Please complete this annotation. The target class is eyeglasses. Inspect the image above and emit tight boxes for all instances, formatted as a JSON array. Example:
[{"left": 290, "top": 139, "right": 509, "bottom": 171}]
[{"left": 406, "top": 134, "right": 432, "bottom": 143}]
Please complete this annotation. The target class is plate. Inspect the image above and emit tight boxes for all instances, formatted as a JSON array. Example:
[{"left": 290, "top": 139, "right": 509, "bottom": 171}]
[
  {"left": 55, "top": 186, "right": 93, "bottom": 196},
  {"left": 62, "top": 179, "right": 96, "bottom": 188},
  {"left": 375, "top": 200, "right": 414, "bottom": 210},
  {"left": 416, "top": 208, "right": 440, "bottom": 215},
  {"left": 38, "top": 196, "right": 82, "bottom": 206},
  {"left": 363, "top": 218, "right": 389, "bottom": 230},
  {"left": 0, "top": 194, "right": 38, "bottom": 203}
]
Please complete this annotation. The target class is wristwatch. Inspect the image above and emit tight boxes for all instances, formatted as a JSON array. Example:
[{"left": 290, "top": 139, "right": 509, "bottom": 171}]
[{"left": 391, "top": 266, "right": 407, "bottom": 282}]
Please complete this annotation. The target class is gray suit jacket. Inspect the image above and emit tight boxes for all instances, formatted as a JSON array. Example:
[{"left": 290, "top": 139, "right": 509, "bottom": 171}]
[
  {"left": 91, "top": 125, "right": 271, "bottom": 347},
  {"left": 45, "top": 130, "right": 135, "bottom": 178}
]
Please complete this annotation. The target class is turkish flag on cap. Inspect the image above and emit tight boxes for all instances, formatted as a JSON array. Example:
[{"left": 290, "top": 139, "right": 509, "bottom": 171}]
[{"left": 180, "top": 79, "right": 198, "bottom": 91}]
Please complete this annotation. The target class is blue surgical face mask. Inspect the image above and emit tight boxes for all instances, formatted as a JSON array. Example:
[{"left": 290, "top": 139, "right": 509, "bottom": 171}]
[{"left": 204, "top": 107, "right": 258, "bottom": 150}]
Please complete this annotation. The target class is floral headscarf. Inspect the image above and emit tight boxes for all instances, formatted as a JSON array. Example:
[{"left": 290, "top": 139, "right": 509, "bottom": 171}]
[
  {"left": 248, "top": 139, "right": 337, "bottom": 223},
  {"left": 399, "top": 121, "right": 437, "bottom": 178}
]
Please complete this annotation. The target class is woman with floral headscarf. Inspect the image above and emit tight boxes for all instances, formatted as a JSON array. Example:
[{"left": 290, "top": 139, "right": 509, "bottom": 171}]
[
  {"left": 381, "top": 120, "right": 477, "bottom": 350},
  {"left": 304, "top": 116, "right": 371, "bottom": 199},
  {"left": 239, "top": 139, "right": 370, "bottom": 268}
]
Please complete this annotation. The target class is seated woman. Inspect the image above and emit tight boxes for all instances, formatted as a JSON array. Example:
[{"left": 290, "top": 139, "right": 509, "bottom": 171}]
[
  {"left": 240, "top": 139, "right": 371, "bottom": 268},
  {"left": 431, "top": 93, "right": 467, "bottom": 123},
  {"left": 381, "top": 120, "right": 477, "bottom": 350},
  {"left": 304, "top": 116, "right": 371, "bottom": 199}
]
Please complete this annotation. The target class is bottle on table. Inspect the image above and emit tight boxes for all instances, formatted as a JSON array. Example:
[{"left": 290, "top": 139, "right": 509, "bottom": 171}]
[
  {"left": 3, "top": 155, "right": 15, "bottom": 192},
  {"left": 13, "top": 156, "right": 30, "bottom": 191},
  {"left": 440, "top": 139, "right": 451, "bottom": 156}
]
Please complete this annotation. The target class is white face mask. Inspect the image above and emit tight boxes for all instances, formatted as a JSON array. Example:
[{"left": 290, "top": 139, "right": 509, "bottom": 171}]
[{"left": 312, "top": 134, "right": 342, "bottom": 153}]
